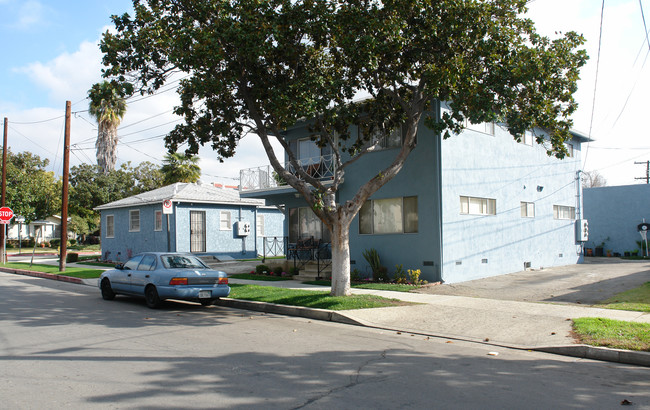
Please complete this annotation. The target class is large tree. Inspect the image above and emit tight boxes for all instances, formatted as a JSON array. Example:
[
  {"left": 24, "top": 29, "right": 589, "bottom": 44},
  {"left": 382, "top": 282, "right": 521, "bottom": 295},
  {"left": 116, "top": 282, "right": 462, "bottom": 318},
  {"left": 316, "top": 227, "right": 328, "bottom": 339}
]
[
  {"left": 101, "top": 0, "right": 587, "bottom": 295},
  {"left": 88, "top": 81, "right": 127, "bottom": 173},
  {"left": 4, "top": 150, "right": 60, "bottom": 223}
]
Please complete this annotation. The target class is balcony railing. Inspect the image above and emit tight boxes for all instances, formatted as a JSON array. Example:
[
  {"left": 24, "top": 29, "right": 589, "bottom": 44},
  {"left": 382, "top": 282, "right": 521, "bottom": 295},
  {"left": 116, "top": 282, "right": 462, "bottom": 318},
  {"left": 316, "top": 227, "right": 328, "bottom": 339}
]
[{"left": 240, "top": 154, "right": 335, "bottom": 192}]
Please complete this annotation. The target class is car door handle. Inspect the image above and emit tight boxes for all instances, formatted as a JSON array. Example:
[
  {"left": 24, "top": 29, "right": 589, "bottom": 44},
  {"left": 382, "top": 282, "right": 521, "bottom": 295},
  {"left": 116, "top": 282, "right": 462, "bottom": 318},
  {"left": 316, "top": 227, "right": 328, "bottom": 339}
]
[
  {"left": 145, "top": 275, "right": 150, "bottom": 278},
  {"left": 127, "top": 274, "right": 131, "bottom": 277}
]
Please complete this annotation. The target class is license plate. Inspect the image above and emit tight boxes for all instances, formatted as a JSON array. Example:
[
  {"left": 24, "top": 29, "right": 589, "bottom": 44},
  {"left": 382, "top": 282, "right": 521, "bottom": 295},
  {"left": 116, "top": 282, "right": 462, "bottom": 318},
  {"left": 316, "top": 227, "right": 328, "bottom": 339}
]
[{"left": 199, "top": 290, "right": 211, "bottom": 299}]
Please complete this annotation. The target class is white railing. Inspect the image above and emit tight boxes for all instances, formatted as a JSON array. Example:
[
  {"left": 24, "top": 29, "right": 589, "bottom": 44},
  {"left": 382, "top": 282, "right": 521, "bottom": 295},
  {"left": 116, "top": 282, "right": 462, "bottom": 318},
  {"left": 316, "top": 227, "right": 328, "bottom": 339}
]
[{"left": 240, "top": 155, "right": 335, "bottom": 192}]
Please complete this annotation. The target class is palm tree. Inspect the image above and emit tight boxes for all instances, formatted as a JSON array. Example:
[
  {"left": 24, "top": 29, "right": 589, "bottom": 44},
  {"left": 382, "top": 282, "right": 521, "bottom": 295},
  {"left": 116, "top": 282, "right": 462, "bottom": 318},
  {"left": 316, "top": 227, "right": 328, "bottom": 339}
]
[
  {"left": 161, "top": 152, "right": 201, "bottom": 184},
  {"left": 88, "top": 81, "right": 127, "bottom": 173}
]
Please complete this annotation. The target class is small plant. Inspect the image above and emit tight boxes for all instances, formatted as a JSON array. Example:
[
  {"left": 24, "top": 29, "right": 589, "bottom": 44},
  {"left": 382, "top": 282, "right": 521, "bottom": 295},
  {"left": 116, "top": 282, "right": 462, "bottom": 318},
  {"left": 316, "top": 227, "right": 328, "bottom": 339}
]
[
  {"left": 362, "top": 248, "right": 383, "bottom": 281},
  {"left": 350, "top": 268, "right": 362, "bottom": 282},
  {"left": 66, "top": 253, "right": 79, "bottom": 263},
  {"left": 256, "top": 264, "right": 271, "bottom": 275},
  {"left": 376, "top": 266, "right": 389, "bottom": 282},
  {"left": 273, "top": 266, "right": 283, "bottom": 276},
  {"left": 408, "top": 269, "right": 423, "bottom": 286},
  {"left": 393, "top": 264, "right": 408, "bottom": 284}
]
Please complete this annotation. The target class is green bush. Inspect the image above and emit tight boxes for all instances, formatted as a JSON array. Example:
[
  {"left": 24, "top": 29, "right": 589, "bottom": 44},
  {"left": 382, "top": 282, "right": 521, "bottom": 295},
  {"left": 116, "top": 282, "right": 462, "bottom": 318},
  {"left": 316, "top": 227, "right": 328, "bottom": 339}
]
[
  {"left": 50, "top": 239, "right": 61, "bottom": 247},
  {"left": 66, "top": 252, "right": 79, "bottom": 263},
  {"left": 272, "top": 266, "right": 283, "bottom": 276},
  {"left": 289, "top": 266, "right": 299, "bottom": 276},
  {"left": 255, "top": 264, "right": 271, "bottom": 275},
  {"left": 350, "top": 268, "right": 362, "bottom": 282},
  {"left": 393, "top": 264, "right": 408, "bottom": 284},
  {"left": 69, "top": 239, "right": 77, "bottom": 246}
]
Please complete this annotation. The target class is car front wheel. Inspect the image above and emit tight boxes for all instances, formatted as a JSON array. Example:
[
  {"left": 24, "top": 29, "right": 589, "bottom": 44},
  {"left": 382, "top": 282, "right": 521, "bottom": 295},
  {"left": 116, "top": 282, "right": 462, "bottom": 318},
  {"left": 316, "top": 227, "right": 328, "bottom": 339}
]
[
  {"left": 145, "top": 285, "right": 161, "bottom": 309},
  {"left": 101, "top": 278, "right": 116, "bottom": 300}
]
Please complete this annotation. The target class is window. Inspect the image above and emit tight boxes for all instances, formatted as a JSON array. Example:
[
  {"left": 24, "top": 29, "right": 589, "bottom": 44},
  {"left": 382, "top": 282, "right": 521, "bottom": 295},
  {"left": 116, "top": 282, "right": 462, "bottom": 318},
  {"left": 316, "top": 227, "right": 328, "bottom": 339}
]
[
  {"left": 520, "top": 202, "right": 535, "bottom": 218},
  {"left": 359, "top": 196, "right": 418, "bottom": 235},
  {"left": 359, "top": 125, "right": 402, "bottom": 150},
  {"left": 105, "top": 215, "right": 114, "bottom": 238},
  {"left": 289, "top": 207, "right": 330, "bottom": 242},
  {"left": 138, "top": 254, "right": 157, "bottom": 271},
  {"left": 129, "top": 210, "right": 140, "bottom": 232},
  {"left": 154, "top": 210, "right": 162, "bottom": 231},
  {"left": 256, "top": 214, "right": 265, "bottom": 236},
  {"left": 565, "top": 143, "right": 574, "bottom": 157},
  {"left": 460, "top": 196, "right": 496, "bottom": 215},
  {"left": 519, "top": 130, "right": 534, "bottom": 146},
  {"left": 220, "top": 211, "right": 231, "bottom": 230},
  {"left": 298, "top": 139, "right": 321, "bottom": 164},
  {"left": 465, "top": 120, "right": 494, "bottom": 135},
  {"left": 553, "top": 205, "right": 575, "bottom": 220}
]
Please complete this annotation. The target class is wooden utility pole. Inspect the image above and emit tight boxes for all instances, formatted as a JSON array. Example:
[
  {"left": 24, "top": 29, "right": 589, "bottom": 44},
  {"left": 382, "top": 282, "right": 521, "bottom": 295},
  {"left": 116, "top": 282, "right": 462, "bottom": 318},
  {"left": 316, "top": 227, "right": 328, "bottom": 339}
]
[
  {"left": 635, "top": 161, "right": 650, "bottom": 184},
  {"left": 59, "top": 102, "right": 71, "bottom": 272},
  {"left": 1, "top": 118, "right": 8, "bottom": 263}
]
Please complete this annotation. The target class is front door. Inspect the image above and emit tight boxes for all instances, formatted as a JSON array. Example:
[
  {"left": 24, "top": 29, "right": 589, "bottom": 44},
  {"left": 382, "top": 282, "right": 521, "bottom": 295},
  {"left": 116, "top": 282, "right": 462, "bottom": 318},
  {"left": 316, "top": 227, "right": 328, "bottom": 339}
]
[{"left": 190, "top": 211, "right": 206, "bottom": 253}]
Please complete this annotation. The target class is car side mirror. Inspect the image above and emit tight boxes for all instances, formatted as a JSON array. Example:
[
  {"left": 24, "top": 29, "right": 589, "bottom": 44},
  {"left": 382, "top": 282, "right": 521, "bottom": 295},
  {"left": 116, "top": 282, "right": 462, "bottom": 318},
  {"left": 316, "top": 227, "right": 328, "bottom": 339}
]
[{"left": 115, "top": 263, "right": 125, "bottom": 270}]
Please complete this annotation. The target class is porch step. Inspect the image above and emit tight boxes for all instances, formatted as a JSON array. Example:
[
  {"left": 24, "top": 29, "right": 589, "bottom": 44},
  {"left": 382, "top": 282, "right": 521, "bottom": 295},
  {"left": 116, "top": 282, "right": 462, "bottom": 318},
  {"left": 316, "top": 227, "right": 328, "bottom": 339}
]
[{"left": 293, "top": 261, "right": 332, "bottom": 281}]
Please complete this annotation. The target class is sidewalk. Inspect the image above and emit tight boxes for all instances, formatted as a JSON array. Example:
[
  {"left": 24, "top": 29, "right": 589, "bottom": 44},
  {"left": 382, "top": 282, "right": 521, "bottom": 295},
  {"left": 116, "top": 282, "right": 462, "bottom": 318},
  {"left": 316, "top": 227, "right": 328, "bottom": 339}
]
[{"left": 4, "top": 262, "right": 649, "bottom": 367}]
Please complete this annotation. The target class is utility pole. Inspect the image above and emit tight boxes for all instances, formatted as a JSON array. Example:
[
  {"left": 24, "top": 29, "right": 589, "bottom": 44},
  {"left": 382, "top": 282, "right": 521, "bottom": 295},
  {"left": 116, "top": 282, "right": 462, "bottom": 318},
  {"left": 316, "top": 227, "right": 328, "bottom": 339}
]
[
  {"left": 59, "top": 102, "right": 71, "bottom": 272},
  {"left": 635, "top": 161, "right": 650, "bottom": 184},
  {"left": 1, "top": 118, "right": 8, "bottom": 263}
]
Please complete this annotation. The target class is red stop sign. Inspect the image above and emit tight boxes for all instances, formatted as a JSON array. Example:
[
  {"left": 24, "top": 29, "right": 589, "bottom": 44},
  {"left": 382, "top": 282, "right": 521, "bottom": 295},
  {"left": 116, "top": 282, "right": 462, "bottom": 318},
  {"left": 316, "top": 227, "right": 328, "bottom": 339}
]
[{"left": 0, "top": 207, "right": 14, "bottom": 222}]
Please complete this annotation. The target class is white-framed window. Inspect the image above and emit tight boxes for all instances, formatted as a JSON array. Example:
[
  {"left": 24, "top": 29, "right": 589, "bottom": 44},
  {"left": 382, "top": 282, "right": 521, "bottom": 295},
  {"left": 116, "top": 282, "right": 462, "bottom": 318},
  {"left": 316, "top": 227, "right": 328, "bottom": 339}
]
[
  {"left": 520, "top": 202, "right": 535, "bottom": 218},
  {"left": 519, "top": 130, "right": 534, "bottom": 146},
  {"left": 565, "top": 143, "right": 574, "bottom": 157},
  {"left": 220, "top": 211, "right": 232, "bottom": 230},
  {"left": 359, "top": 196, "right": 418, "bottom": 235},
  {"left": 105, "top": 214, "right": 114, "bottom": 238},
  {"left": 553, "top": 205, "right": 575, "bottom": 220},
  {"left": 256, "top": 214, "right": 265, "bottom": 236},
  {"left": 460, "top": 196, "right": 496, "bottom": 216},
  {"left": 129, "top": 210, "right": 140, "bottom": 232},
  {"left": 154, "top": 210, "right": 162, "bottom": 231},
  {"left": 359, "top": 125, "right": 402, "bottom": 150},
  {"left": 465, "top": 120, "right": 494, "bottom": 135}
]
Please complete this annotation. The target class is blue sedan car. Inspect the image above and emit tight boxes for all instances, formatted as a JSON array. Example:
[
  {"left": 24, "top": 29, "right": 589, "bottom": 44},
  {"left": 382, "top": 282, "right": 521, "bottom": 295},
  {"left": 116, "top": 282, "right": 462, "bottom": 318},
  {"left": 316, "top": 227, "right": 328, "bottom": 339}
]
[{"left": 99, "top": 252, "right": 230, "bottom": 308}]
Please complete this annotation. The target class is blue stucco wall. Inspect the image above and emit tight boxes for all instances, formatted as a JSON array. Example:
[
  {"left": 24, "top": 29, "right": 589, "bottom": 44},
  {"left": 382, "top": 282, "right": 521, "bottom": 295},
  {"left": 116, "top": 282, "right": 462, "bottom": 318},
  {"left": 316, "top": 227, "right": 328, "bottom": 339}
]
[
  {"left": 583, "top": 184, "right": 650, "bottom": 255},
  {"left": 440, "top": 124, "right": 583, "bottom": 283},
  {"left": 100, "top": 203, "right": 173, "bottom": 262},
  {"left": 100, "top": 202, "right": 284, "bottom": 261}
]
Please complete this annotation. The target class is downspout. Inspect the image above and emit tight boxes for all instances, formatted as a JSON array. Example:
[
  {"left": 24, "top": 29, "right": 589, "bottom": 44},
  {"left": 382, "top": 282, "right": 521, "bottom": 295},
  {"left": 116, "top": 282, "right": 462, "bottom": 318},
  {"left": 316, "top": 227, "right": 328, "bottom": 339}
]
[
  {"left": 433, "top": 99, "right": 444, "bottom": 283},
  {"left": 254, "top": 206, "right": 258, "bottom": 256}
]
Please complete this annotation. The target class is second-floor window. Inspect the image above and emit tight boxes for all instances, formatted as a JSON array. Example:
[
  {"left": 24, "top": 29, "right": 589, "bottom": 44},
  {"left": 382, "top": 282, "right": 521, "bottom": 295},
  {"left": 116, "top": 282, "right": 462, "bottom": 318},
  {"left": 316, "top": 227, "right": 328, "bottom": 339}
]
[
  {"left": 520, "top": 202, "right": 535, "bottom": 218},
  {"left": 460, "top": 196, "right": 496, "bottom": 216},
  {"left": 553, "top": 205, "right": 575, "bottom": 220}
]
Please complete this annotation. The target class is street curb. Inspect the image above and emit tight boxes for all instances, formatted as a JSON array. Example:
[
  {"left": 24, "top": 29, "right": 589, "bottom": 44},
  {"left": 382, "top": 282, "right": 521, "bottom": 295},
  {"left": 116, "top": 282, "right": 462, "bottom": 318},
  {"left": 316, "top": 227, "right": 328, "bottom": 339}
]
[
  {"left": 215, "top": 298, "right": 365, "bottom": 326},
  {"left": 0, "top": 266, "right": 84, "bottom": 284},
  {"left": 535, "top": 345, "right": 650, "bottom": 367}
]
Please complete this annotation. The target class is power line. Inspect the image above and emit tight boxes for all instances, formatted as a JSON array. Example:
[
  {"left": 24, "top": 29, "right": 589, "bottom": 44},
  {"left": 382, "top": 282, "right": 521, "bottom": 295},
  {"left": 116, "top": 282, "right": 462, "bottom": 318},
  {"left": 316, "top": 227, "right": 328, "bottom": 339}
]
[
  {"left": 640, "top": 0, "right": 650, "bottom": 51},
  {"left": 10, "top": 115, "right": 65, "bottom": 125}
]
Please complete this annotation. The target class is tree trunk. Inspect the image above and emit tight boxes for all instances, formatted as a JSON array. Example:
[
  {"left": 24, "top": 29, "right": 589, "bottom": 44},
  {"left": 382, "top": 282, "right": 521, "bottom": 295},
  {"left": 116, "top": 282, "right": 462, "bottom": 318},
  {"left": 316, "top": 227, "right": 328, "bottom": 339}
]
[{"left": 330, "top": 223, "right": 351, "bottom": 296}]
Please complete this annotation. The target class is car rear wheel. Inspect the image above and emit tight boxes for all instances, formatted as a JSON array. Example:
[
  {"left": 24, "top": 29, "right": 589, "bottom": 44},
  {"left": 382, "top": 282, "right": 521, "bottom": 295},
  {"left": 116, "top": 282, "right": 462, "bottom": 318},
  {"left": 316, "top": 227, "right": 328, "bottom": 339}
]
[
  {"left": 100, "top": 278, "right": 116, "bottom": 300},
  {"left": 145, "top": 285, "right": 161, "bottom": 309}
]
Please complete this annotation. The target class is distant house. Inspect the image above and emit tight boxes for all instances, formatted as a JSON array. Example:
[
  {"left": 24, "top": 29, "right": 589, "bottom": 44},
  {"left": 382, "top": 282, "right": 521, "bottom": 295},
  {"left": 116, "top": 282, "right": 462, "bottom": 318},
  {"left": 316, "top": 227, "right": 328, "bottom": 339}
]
[
  {"left": 239, "top": 104, "right": 589, "bottom": 283},
  {"left": 7, "top": 215, "right": 71, "bottom": 244},
  {"left": 583, "top": 184, "right": 650, "bottom": 256},
  {"left": 95, "top": 182, "right": 284, "bottom": 262}
]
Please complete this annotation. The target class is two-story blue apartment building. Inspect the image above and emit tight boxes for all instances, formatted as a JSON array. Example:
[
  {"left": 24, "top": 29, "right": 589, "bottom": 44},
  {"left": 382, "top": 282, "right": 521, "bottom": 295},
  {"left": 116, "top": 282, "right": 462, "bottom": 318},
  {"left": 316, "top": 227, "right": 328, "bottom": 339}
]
[
  {"left": 239, "top": 104, "right": 588, "bottom": 283},
  {"left": 96, "top": 182, "right": 284, "bottom": 262}
]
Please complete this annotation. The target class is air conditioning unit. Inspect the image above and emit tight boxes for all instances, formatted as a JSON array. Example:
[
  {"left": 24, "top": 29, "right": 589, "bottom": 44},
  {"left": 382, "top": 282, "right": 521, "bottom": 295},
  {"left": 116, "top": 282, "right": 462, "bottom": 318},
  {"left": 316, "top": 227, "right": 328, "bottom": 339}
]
[{"left": 235, "top": 221, "right": 251, "bottom": 236}]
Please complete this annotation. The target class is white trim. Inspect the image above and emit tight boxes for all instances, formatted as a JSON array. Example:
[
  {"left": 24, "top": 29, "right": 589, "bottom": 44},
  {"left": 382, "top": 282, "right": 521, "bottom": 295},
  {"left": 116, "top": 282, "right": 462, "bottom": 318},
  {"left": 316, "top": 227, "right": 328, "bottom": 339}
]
[
  {"left": 129, "top": 209, "right": 140, "bottom": 232},
  {"left": 106, "top": 214, "right": 115, "bottom": 238}
]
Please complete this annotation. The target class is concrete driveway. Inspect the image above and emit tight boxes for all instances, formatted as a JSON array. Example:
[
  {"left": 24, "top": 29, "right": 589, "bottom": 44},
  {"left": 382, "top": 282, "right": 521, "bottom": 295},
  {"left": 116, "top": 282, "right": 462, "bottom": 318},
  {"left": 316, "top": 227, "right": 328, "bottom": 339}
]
[{"left": 414, "top": 257, "right": 650, "bottom": 305}]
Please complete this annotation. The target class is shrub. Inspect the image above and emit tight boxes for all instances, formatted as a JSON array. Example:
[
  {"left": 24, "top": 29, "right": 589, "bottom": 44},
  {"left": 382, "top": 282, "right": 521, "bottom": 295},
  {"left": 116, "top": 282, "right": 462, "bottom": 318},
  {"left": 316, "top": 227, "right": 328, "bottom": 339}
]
[
  {"left": 256, "top": 264, "right": 271, "bottom": 275},
  {"left": 66, "top": 253, "right": 79, "bottom": 263},
  {"left": 50, "top": 239, "right": 61, "bottom": 247},
  {"left": 376, "top": 266, "right": 389, "bottom": 282},
  {"left": 289, "top": 266, "right": 300, "bottom": 276},
  {"left": 363, "top": 248, "right": 385, "bottom": 281},
  {"left": 350, "top": 268, "right": 362, "bottom": 282},
  {"left": 393, "top": 264, "right": 408, "bottom": 284},
  {"left": 69, "top": 239, "right": 77, "bottom": 246},
  {"left": 408, "top": 269, "right": 426, "bottom": 286},
  {"left": 273, "top": 266, "right": 283, "bottom": 276}
]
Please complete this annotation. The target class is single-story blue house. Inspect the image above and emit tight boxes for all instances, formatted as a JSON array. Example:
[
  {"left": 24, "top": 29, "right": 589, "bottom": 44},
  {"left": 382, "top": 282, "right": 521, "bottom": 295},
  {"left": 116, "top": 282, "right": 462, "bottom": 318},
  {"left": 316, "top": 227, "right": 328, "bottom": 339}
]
[
  {"left": 583, "top": 184, "right": 650, "bottom": 256},
  {"left": 95, "top": 182, "right": 284, "bottom": 262},
  {"left": 239, "top": 104, "right": 589, "bottom": 283}
]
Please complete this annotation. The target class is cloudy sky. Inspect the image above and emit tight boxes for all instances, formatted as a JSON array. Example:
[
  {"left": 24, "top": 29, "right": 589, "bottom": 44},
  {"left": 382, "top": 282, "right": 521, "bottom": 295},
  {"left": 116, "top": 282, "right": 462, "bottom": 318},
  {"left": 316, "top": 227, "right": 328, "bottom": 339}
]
[{"left": 0, "top": 0, "right": 648, "bottom": 187}]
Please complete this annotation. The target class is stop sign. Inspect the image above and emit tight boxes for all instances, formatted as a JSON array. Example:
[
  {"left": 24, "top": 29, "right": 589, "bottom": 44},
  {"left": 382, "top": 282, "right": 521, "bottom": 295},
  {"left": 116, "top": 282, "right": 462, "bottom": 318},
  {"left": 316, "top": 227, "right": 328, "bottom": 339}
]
[{"left": 0, "top": 207, "right": 14, "bottom": 223}]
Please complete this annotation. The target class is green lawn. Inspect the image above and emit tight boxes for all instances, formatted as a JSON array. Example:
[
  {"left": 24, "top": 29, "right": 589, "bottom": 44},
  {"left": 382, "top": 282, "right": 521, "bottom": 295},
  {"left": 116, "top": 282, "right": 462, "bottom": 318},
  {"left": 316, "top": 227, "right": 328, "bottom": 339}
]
[
  {"left": 572, "top": 317, "right": 650, "bottom": 352},
  {"left": 0, "top": 262, "right": 104, "bottom": 279},
  {"left": 596, "top": 282, "right": 650, "bottom": 313},
  {"left": 228, "top": 284, "right": 412, "bottom": 310},
  {"left": 303, "top": 280, "right": 424, "bottom": 293},
  {"left": 229, "top": 273, "right": 293, "bottom": 281}
]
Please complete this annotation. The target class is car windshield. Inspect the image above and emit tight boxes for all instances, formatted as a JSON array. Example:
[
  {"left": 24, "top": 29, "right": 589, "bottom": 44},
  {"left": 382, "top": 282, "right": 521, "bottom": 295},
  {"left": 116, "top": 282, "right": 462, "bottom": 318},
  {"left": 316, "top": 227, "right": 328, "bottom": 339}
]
[{"left": 160, "top": 254, "right": 208, "bottom": 269}]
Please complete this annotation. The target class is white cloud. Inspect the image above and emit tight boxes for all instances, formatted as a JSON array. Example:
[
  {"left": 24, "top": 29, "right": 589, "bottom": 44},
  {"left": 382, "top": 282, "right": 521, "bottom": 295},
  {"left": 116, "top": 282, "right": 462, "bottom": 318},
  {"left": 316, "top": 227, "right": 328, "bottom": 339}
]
[{"left": 11, "top": 0, "right": 47, "bottom": 30}]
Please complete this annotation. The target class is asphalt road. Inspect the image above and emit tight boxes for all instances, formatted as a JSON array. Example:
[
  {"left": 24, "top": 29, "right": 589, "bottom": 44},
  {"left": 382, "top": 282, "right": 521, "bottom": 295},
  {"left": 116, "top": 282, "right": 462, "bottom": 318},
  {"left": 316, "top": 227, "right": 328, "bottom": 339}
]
[{"left": 1, "top": 272, "right": 649, "bottom": 409}]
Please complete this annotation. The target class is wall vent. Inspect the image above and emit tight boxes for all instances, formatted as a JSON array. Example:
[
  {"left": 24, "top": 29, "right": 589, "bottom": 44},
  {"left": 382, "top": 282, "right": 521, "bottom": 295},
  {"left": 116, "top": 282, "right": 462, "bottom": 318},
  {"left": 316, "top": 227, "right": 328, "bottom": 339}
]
[
  {"left": 423, "top": 261, "right": 434, "bottom": 266},
  {"left": 558, "top": 253, "right": 563, "bottom": 258},
  {"left": 455, "top": 261, "right": 462, "bottom": 265},
  {"left": 481, "top": 258, "right": 488, "bottom": 264},
  {"left": 350, "top": 260, "right": 356, "bottom": 265}
]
